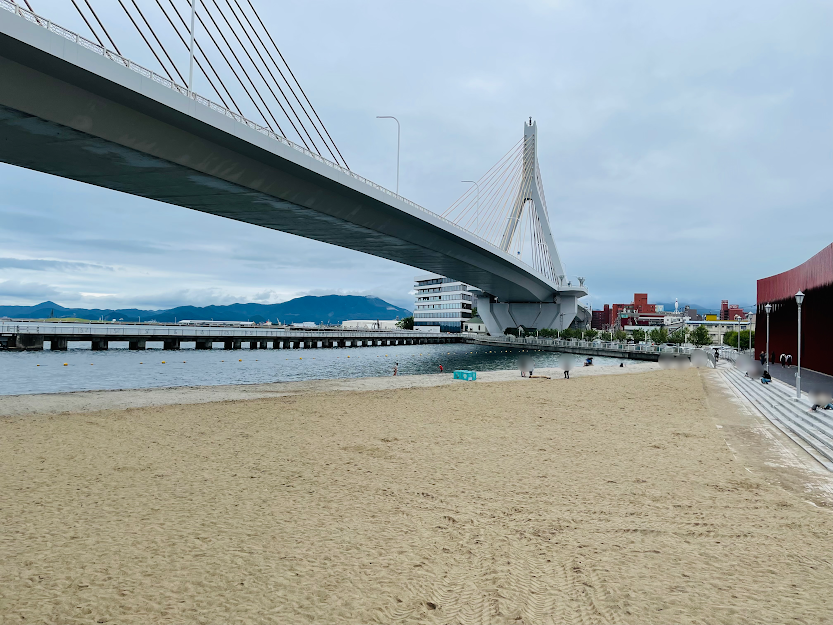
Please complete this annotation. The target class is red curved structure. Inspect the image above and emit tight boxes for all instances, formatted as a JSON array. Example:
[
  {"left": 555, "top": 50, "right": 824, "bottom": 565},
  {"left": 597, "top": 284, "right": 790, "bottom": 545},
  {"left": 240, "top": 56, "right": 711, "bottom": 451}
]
[{"left": 756, "top": 243, "right": 833, "bottom": 377}]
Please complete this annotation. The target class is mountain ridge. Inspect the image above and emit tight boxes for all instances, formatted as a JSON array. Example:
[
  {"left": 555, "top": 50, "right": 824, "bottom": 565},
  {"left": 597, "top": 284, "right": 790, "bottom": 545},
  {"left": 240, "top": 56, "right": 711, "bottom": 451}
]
[{"left": 0, "top": 295, "right": 412, "bottom": 324}]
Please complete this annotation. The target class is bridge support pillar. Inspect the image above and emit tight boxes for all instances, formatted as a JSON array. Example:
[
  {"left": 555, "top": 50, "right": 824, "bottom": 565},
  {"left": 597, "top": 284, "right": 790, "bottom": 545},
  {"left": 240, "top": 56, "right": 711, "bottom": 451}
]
[
  {"left": 11, "top": 334, "right": 44, "bottom": 351},
  {"left": 91, "top": 338, "right": 108, "bottom": 351},
  {"left": 271, "top": 340, "right": 281, "bottom": 349},
  {"left": 259, "top": 341, "right": 268, "bottom": 349},
  {"left": 476, "top": 295, "right": 581, "bottom": 337},
  {"left": 163, "top": 339, "right": 180, "bottom": 350},
  {"left": 128, "top": 339, "right": 146, "bottom": 350},
  {"left": 50, "top": 337, "right": 68, "bottom": 351},
  {"left": 196, "top": 339, "right": 212, "bottom": 350}
]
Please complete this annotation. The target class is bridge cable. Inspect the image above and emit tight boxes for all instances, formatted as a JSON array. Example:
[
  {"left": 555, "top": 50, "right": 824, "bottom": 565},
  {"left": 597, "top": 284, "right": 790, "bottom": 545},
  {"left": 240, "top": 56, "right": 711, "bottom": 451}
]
[
  {"left": 129, "top": 0, "right": 188, "bottom": 85},
  {"left": 191, "top": 0, "right": 285, "bottom": 135},
  {"left": 230, "top": 0, "right": 344, "bottom": 167},
  {"left": 116, "top": 0, "right": 175, "bottom": 82},
  {"left": 158, "top": 0, "right": 238, "bottom": 111},
  {"left": 69, "top": 0, "right": 105, "bottom": 48},
  {"left": 243, "top": 0, "right": 350, "bottom": 169},
  {"left": 221, "top": 0, "right": 329, "bottom": 157},
  {"left": 207, "top": 0, "right": 310, "bottom": 149},
  {"left": 442, "top": 137, "right": 522, "bottom": 219},
  {"left": 83, "top": 0, "right": 122, "bottom": 56}
]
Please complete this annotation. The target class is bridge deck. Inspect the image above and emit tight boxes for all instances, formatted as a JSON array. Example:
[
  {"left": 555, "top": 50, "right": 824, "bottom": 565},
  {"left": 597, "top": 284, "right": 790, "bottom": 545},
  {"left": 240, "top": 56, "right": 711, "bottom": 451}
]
[{"left": 0, "top": 6, "right": 582, "bottom": 304}]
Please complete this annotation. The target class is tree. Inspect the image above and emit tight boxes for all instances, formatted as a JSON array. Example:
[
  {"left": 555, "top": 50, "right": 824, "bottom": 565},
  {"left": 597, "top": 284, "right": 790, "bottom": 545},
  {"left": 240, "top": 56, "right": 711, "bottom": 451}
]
[
  {"left": 600, "top": 331, "right": 612, "bottom": 341},
  {"left": 649, "top": 327, "right": 669, "bottom": 344},
  {"left": 614, "top": 329, "right": 628, "bottom": 342},
  {"left": 669, "top": 328, "right": 688, "bottom": 344},
  {"left": 538, "top": 328, "right": 559, "bottom": 338},
  {"left": 396, "top": 316, "right": 414, "bottom": 330},
  {"left": 584, "top": 329, "right": 599, "bottom": 341},
  {"left": 690, "top": 325, "right": 712, "bottom": 346},
  {"left": 723, "top": 330, "right": 738, "bottom": 348},
  {"left": 631, "top": 328, "right": 646, "bottom": 342}
]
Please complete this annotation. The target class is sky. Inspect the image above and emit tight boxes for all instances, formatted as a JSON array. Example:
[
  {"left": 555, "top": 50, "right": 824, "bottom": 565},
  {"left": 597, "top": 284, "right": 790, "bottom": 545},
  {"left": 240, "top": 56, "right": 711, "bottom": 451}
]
[{"left": 1, "top": 0, "right": 831, "bottom": 312}]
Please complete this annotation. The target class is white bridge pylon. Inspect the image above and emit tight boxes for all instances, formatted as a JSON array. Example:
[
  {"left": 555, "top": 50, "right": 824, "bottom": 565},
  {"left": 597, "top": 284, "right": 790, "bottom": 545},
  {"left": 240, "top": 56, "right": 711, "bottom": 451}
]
[
  {"left": 443, "top": 118, "right": 566, "bottom": 285},
  {"left": 443, "top": 119, "right": 588, "bottom": 334},
  {"left": 498, "top": 119, "right": 564, "bottom": 282}
]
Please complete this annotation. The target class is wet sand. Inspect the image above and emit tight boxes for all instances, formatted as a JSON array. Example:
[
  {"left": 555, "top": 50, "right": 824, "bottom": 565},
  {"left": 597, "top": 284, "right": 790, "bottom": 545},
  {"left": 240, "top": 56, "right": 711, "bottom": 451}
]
[{"left": 1, "top": 367, "right": 832, "bottom": 624}]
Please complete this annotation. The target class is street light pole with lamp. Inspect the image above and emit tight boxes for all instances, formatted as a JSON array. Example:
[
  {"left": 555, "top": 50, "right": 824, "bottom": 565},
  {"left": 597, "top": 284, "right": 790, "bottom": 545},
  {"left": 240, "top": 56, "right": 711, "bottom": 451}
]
[
  {"left": 795, "top": 291, "right": 804, "bottom": 400},
  {"left": 764, "top": 303, "right": 772, "bottom": 370},
  {"left": 376, "top": 116, "right": 400, "bottom": 195},
  {"left": 461, "top": 180, "right": 480, "bottom": 235}
]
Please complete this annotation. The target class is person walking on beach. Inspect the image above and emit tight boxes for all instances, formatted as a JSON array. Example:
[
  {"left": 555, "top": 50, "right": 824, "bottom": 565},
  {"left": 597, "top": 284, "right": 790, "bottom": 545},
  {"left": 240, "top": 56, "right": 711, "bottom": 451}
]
[
  {"left": 393, "top": 362, "right": 398, "bottom": 376},
  {"left": 438, "top": 364, "right": 444, "bottom": 373}
]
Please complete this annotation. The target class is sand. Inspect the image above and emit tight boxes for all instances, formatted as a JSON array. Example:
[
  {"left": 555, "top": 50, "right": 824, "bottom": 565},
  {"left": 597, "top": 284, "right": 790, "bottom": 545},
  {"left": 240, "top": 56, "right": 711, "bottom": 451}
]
[{"left": 2, "top": 367, "right": 832, "bottom": 624}]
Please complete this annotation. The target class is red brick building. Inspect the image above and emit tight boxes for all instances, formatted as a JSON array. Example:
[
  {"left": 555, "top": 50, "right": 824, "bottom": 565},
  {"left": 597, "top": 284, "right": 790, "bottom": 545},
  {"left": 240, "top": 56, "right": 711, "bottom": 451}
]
[
  {"left": 720, "top": 300, "right": 744, "bottom": 320},
  {"left": 591, "top": 294, "right": 659, "bottom": 330},
  {"left": 756, "top": 243, "right": 833, "bottom": 377}
]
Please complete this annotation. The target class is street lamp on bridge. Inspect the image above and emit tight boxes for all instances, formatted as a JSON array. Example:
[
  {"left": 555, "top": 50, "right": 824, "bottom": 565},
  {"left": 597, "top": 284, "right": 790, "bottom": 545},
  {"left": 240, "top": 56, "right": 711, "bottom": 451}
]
[
  {"left": 462, "top": 180, "right": 480, "bottom": 235},
  {"left": 376, "top": 116, "right": 400, "bottom": 195}
]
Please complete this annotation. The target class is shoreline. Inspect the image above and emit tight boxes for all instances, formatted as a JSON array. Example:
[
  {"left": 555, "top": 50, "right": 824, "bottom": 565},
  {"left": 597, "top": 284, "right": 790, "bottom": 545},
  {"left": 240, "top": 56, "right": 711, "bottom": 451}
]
[{"left": 1, "top": 361, "right": 659, "bottom": 417}]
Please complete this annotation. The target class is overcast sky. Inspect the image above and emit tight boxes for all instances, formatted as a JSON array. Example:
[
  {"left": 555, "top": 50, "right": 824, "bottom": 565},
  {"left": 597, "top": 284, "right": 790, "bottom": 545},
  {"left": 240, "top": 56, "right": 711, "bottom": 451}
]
[{"left": 1, "top": 0, "right": 831, "bottom": 311}]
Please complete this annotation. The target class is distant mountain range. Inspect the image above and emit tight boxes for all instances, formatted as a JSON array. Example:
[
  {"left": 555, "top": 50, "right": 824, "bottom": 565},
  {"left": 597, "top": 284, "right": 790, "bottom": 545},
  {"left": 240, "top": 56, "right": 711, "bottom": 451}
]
[{"left": 0, "top": 295, "right": 412, "bottom": 324}]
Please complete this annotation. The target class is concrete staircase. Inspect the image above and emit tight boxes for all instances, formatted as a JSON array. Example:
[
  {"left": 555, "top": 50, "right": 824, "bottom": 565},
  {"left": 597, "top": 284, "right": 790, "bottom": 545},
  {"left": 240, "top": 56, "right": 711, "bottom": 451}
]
[{"left": 721, "top": 365, "right": 833, "bottom": 472}]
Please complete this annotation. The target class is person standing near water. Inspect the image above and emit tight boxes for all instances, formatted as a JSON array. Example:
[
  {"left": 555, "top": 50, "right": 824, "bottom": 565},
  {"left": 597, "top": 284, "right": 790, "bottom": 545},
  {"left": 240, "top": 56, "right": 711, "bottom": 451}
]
[
  {"left": 438, "top": 364, "right": 443, "bottom": 373},
  {"left": 393, "top": 362, "right": 398, "bottom": 376}
]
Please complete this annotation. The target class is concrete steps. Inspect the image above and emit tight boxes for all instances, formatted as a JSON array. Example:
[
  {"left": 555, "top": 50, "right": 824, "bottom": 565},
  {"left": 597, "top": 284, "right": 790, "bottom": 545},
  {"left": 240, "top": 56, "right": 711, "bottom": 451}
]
[{"left": 721, "top": 366, "right": 833, "bottom": 472}]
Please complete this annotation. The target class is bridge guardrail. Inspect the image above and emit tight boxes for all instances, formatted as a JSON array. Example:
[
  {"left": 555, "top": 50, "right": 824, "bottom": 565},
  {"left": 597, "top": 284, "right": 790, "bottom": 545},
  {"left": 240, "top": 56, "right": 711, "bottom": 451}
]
[
  {"left": 0, "top": 322, "right": 422, "bottom": 340},
  {"left": 0, "top": 0, "right": 566, "bottom": 287}
]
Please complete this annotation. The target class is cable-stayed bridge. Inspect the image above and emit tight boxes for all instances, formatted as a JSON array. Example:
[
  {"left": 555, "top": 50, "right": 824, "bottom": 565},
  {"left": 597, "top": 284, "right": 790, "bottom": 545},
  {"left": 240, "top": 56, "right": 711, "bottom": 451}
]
[{"left": 0, "top": 1, "right": 588, "bottom": 334}]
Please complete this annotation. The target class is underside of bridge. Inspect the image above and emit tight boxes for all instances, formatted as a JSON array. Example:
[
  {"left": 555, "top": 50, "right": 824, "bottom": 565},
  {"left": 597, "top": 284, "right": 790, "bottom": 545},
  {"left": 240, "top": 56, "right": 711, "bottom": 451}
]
[{"left": 0, "top": 7, "right": 587, "bottom": 330}]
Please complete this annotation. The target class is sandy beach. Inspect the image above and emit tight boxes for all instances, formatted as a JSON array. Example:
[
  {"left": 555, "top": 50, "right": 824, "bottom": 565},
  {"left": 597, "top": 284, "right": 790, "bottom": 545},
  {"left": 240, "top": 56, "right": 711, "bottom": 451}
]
[{"left": 2, "top": 366, "right": 832, "bottom": 624}]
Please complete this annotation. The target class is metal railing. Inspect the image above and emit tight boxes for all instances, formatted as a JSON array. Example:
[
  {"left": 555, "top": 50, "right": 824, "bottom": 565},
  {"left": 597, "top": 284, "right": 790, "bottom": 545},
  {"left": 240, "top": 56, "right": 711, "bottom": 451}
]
[
  {"left": 0, "top": 1, "right": 564, "bottom": 285},
  {"left": 466, "top": 333, "right": 695, "bottom": 355},
  {"left": 0, "top": 321, "right": 423, "bottom": 340}
]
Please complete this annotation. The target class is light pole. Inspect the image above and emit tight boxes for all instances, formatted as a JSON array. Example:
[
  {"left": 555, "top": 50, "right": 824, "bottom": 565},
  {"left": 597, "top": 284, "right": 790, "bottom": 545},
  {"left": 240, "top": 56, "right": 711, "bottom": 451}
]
[
  {"left": 376, "top": 116, "right": 400, "bottom": 195},
  {"left": 462, "top": 180, "right": 480, "bottom": 235},
  {"left": 764, "top": 303, "right": 771, "bottom": 370},
  {"left": 795, "top": 291, "right": 804, "bottom": 400},
  {"left": 188, "top": 0, "right": 197, "bottom": 91}
]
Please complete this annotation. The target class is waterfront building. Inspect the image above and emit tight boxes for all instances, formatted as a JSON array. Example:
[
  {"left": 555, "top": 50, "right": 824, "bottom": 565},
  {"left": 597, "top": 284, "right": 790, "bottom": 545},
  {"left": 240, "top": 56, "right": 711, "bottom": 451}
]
[
  {"left": 463, "top": 315, "right": 488, "bottom": 334},
  {"left": 720, "top": 300, "right": 745, "bottom": 321},
  {"left": 413, "top": 274, "right": 475, "bottom": 333},
  {"left": 756, "top": 242, "right": 833, "bottom": 377}
]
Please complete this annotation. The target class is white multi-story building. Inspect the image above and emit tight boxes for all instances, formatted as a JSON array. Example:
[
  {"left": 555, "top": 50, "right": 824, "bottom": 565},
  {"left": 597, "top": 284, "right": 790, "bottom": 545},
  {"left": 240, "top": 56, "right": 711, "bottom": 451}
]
[{"left": 413, "top": 274, "right": 476, "bottom": 333}]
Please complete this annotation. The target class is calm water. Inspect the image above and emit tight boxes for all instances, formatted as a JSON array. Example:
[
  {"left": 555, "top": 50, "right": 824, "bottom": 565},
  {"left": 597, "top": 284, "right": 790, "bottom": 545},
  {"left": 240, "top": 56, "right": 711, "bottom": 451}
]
[{"left": 0, "top": 342, "right": 626, "bottom": 395}]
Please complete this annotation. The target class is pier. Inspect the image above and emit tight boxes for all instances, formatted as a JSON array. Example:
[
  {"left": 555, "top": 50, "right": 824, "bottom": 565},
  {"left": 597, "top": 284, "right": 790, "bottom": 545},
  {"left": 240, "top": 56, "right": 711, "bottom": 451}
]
[{"left": 0, "top": 322, "right": 461, "bottom": 351}]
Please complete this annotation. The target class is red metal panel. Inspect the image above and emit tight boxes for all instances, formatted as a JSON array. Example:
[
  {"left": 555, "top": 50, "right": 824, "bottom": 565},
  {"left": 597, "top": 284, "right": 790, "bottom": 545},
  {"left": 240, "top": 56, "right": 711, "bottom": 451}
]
[{"left": 757, "top": 243, "right": 833, "bottom": 305}]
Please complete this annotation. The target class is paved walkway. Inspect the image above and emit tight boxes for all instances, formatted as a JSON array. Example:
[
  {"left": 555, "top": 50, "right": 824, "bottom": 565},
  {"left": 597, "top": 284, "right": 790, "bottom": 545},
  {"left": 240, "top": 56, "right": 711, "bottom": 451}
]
[{"left": 763, "top": 362, "right": 833, "bottom": 392}]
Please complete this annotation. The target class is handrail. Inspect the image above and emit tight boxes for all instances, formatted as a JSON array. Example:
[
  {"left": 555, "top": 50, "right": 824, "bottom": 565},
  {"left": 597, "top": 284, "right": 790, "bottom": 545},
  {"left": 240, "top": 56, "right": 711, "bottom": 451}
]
[
  {"left": 0, "top": 321, "right": 423, "bottom": 339},
  {"left": 0, "top": 0, "right": 565, "bottom": 285}
]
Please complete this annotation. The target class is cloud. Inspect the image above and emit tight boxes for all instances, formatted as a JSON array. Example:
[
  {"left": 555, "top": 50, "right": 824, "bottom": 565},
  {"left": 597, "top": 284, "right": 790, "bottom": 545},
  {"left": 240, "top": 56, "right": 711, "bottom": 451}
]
[
  {"left": 0, "top": 280, "right": 61, "bottom": 300},
  {"left": 0, "top": 0, "right": 830, "bottom": 312},
  {"left": 0, "top": 257, "right": 113, "bottom": 272}
]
